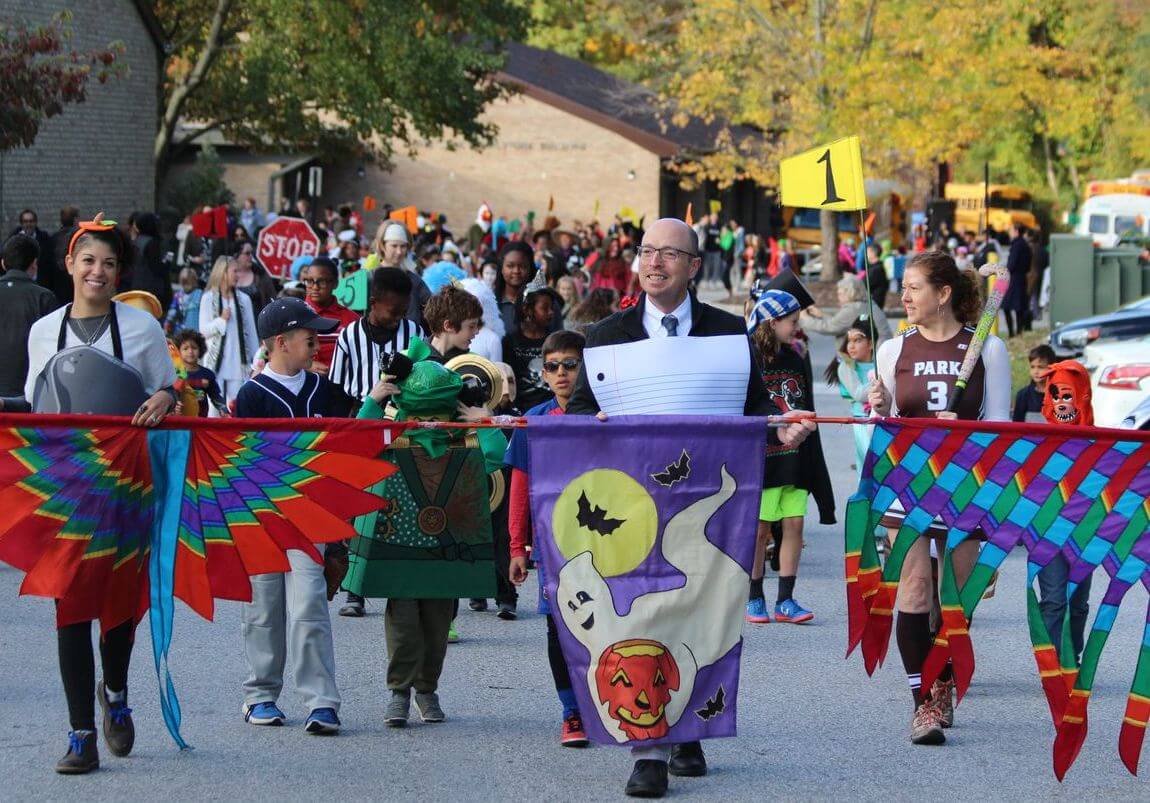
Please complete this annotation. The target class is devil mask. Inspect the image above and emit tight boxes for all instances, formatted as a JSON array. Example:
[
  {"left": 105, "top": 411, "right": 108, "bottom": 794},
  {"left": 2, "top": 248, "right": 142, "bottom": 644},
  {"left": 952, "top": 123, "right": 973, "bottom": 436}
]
[
  {"left": 595, "top": 639, "right": 681, "bottom": 740},
  {"left": 1041, "top": 360, "right": 1093, "bottom": 426}
]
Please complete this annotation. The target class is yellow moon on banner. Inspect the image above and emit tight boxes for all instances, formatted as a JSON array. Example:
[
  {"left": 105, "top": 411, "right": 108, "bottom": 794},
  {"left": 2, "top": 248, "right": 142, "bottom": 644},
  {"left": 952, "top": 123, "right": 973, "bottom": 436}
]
[{"left": 552, "top": 469, "right": 658, "bottom": 577}]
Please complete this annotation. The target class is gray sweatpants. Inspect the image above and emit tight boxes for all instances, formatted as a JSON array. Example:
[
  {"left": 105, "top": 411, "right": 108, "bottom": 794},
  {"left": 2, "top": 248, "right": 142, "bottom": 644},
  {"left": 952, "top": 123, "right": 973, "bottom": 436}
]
[{"left": 241, "top": 549, "right": 341, "bottom": 712}]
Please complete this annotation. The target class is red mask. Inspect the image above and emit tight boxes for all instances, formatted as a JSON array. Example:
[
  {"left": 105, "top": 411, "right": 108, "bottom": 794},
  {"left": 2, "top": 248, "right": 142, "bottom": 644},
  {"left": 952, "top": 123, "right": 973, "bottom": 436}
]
[
  {"left": 1041, "top": 361, "right": 1093, "bottom": 426},
  {"left": 595, "top": 639, "right": 680, "bottom": 740}
]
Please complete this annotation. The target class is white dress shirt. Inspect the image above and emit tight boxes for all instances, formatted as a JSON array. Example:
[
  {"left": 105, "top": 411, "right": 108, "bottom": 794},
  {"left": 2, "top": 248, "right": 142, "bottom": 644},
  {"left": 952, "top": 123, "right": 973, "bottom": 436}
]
[{"left": 642, "top": 294, "right": 693, "bottom": 338}]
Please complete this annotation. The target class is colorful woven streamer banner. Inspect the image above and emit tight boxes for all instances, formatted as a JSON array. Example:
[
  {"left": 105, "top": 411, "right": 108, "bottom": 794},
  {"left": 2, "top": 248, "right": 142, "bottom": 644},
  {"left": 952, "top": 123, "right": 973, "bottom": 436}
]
[
  {"left": 845, "top": 417, "right": 1150, "bottom": 779},
  {"left": 0, "top": 413, "right": 403, "bottom": 746}
]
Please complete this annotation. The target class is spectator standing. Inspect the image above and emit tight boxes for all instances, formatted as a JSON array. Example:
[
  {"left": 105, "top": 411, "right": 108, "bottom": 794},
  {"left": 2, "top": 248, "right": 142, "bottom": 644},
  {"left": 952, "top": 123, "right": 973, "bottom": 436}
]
[
  {"left": 199, "top": 256, "right": 259, "bottom": 408},
  {"left": 130, "top": 213, "right": 171, "bottom": 311},
  {"left": 48, "top": 206, "right": 79, "bottom": 305},
  {"left": 239, "top": 197, "right": 264, "bottom": 239},
  {"left": 0, "top": 235, "right": 58, "bottom": 404},
  {"left": 701, "top": 213, "right": 723, "bottom": 287},
  {"left": 231, "top": 241, "right": 277, "bottom": 315},
  {"left": 1002, "top": 223, "right": 1033, "bottom": 337},
  {"left": 10, "top": 209, "right": 56, "bottom": 297},
  {"left": 302, "top": 257, "right": 359, "bottom": 377}
]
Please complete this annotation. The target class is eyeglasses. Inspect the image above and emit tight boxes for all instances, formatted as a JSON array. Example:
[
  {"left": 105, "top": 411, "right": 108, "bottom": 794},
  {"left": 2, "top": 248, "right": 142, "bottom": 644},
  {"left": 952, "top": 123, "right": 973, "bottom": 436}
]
[
  {"left": 543, "top": 358, "right": 581, "bottom": 373},
  {"left": 302, "top": 277, "right": 334, "bottom": 286},
  {"left": 637, "top": 245, "right": 696, "bottom": 263}
]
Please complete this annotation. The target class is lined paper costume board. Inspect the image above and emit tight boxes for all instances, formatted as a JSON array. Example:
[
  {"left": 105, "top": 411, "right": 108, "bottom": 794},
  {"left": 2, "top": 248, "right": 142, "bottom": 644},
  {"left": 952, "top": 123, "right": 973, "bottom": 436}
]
[
  {"left": 0, "top": 413, "right": 401, "bottom": 747},
  {"left": 582, "top": 335, "right": 750, "bottom": 416},
  {"left": 530, "top": 416, "right": 766, "bottom": 745},
  {"left": 845, "top": 417, "right": 1150, "bottom": 778}
]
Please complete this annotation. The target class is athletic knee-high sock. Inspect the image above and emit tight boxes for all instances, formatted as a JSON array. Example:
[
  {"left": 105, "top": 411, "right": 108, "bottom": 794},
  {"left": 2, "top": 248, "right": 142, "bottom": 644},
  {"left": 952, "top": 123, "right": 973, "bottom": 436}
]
[
  {"left": 777, "top": 575, "right": 796, "bottom": 604},
  {"left": 749, "top": 577, "right": 764, "bottom": 601},
  {"left": 897, "top": 611, "right": 932, "bottom": 709}
]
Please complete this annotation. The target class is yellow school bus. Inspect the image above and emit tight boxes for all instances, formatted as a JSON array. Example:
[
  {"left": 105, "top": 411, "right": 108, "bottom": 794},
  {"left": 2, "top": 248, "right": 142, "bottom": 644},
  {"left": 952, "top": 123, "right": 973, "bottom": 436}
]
[
  {"left": 944, "top": 183, "right": 1039, "bottom": 234},
  {"left": 783, "top": 190, "right": 907, "bottom": 249}
]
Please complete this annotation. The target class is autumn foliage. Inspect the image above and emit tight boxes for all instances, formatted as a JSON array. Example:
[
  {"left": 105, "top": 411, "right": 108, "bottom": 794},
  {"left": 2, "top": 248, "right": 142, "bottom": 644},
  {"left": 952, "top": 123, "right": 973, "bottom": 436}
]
[{"left": 0, "top": 12, "right": 125, "bottom": 152}]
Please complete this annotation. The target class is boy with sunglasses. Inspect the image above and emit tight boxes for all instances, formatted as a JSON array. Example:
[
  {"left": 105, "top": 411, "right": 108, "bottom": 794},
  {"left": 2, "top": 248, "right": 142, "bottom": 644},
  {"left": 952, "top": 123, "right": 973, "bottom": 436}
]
[{"left": 505, "top": 330, "right": 590, "bottom": 747}]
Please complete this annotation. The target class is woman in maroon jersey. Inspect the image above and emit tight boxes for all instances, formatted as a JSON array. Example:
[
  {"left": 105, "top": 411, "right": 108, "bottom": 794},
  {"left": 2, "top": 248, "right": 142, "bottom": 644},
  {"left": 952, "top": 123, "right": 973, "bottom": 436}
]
[{"left": 869, "top": 250, "right": 1010, "bottom": 746}]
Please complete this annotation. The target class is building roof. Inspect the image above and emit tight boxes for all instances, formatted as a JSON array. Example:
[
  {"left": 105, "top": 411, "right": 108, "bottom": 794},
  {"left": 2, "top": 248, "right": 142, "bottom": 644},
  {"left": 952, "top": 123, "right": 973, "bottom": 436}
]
[
  {"left": 131, "top": 0, "right": 166, "bottom": 55},
  {"left": 496, "top": 42, "right": 742, "bottom": 159}
]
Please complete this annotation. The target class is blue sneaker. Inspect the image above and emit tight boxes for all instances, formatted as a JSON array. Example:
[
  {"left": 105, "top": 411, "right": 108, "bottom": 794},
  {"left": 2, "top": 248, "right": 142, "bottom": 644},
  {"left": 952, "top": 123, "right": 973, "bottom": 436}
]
[
  {"left": 745, "top": 597, "right": 771, "bottom": 623},
  {"left": 304, "top": 707, "right": 341, "bottom": 734},
  {"left": 243, "top": 701, "right": 286, "bottom": 726},
  {"left": 774, "top": 598, "right": 814, "bottom": 624}
]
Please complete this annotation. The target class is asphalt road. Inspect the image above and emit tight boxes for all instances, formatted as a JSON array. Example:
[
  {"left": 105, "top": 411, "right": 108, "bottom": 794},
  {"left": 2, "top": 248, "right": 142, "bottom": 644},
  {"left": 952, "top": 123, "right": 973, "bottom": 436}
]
[{"left": 2, "top": 293, "right": 1147, "bottom": 800}]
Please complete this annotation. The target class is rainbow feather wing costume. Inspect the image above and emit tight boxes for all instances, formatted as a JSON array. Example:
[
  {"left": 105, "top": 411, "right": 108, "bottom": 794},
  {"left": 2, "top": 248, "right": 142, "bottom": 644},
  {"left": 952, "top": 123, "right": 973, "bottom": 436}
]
[
  {"left": 0, "top": 414, "right": 401, "bottom": 746},
  {"left": 845, "top": 418, "right": 1150, "bottom": 779}
]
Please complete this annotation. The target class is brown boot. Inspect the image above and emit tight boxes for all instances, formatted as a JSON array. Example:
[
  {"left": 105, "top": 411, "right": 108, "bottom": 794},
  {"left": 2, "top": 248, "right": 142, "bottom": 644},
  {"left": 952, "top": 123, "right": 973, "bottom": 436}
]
[
  {"left": 55, "top": 731, "right": 100, "bottom": 774},
  {"left": 98, "top": 680, "right": 135, "bottom": 757},
  {"left": 930, "top": 678, "right": 955, "bottom": 728},
  {"left": 910, "top": 704, "right": 945, "bottom": 745}
]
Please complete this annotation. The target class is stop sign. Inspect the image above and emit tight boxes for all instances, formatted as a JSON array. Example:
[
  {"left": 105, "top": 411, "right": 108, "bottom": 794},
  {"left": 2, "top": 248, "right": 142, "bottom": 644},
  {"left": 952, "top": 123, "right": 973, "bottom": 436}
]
[{"left": 256, "top": 217, "right": 321, "bottom": 279}]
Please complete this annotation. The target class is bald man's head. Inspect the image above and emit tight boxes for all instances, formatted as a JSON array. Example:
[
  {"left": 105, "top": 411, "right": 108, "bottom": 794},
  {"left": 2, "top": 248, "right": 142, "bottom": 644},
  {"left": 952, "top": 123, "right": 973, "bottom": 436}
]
[{"left": 643, "top": 218, "right": 699, "bottom": 256}]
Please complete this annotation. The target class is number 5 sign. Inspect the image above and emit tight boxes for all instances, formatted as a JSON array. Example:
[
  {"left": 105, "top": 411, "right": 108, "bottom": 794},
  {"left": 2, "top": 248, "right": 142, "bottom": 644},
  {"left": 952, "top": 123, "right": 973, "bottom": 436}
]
[{"left": 779, "top": 136, "right": 867, "bottom": 211}]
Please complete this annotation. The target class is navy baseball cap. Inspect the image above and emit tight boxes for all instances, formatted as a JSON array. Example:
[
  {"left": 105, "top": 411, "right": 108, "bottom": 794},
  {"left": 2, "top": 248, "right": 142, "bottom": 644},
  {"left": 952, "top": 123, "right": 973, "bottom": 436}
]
[{"left": 257, "top": 297, "right": 339, "bottom": 339}]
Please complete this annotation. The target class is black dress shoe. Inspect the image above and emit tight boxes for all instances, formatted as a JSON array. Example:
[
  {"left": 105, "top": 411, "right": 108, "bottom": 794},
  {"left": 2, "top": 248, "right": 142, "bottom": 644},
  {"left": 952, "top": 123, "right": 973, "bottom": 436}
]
[
  {"left": 625, "top": 759, "right": 669, "bottom": 798},
  {"left": 668, "top": 741, "right": 707, "bottom": 777}
]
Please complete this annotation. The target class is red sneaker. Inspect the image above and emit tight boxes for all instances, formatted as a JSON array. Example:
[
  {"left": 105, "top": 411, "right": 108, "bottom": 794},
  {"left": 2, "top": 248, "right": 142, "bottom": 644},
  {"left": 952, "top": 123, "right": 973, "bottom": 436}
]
[{"left": 561, "top": 712, "right": 589, "bottom": 747}]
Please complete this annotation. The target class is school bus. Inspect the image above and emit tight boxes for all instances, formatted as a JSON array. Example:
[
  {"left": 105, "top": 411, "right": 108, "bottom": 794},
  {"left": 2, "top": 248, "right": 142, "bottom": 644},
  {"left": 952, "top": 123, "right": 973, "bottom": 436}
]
[
  {"left": 944, "top": 183, "right": 1039, "bottom": 234},
  {"left": 783, "top": 188, "right": 907, "bottom": 249}
]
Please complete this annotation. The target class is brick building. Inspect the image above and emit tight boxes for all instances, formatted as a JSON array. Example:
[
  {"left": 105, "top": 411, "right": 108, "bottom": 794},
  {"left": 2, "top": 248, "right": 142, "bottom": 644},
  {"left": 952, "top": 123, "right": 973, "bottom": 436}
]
[
  {"left": 0, "top": 0, "right": 161, "bottom": 231},
  {"left": 317, "top": 43, "right": 774, "bottom": 236}
]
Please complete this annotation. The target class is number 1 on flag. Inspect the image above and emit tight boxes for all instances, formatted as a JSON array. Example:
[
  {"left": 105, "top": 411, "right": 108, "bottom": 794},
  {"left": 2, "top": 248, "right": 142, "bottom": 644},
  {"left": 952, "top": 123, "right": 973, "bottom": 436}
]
[{"left": 780, "top": 136, "right": 867, "bottom": 211}]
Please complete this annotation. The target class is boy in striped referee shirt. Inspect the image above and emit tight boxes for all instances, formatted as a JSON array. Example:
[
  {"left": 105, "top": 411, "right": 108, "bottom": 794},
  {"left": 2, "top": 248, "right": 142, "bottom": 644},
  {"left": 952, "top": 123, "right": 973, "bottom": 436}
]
[
  {"left": 330, "top": 267, "right": 425, "bottom": 617},
  {"left": 235, "top": 298, "right": 344, "bottom": 733},
  {"left": 329, "top": 267, "right": 424, "bottom": 407}
]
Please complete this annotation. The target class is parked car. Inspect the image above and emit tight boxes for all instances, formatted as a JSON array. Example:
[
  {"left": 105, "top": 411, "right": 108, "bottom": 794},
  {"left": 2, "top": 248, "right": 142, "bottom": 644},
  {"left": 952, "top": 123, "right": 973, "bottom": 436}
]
[
  {"left": 1082, "top": 335, "right": 1150, "bottom": 427},
  {"left": 1050, "top": 296, "right": 1150, "bottom": 356},
  {"left": 1121, "top": 393, "right": 1150, "bottom": 430}
]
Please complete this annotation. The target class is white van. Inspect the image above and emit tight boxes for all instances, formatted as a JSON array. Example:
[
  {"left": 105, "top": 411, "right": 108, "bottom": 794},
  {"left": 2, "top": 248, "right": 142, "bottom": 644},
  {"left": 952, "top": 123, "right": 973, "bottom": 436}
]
[{"left": 1075, "top": 193, "right": 1150, "bottom": 247}]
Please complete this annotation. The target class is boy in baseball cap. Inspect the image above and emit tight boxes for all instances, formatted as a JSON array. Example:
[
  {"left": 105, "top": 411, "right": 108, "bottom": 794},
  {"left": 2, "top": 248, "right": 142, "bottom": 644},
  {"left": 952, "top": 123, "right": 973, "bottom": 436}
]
[{"left": 233, "top": 297, "right": 346, "bottom": 733}]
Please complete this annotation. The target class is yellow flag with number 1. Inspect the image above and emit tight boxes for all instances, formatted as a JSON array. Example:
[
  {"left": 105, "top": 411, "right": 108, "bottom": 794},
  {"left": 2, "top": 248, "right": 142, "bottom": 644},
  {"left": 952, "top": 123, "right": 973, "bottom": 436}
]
[{"left": 779, "top": 136, "right": 867, "bottom": 211}]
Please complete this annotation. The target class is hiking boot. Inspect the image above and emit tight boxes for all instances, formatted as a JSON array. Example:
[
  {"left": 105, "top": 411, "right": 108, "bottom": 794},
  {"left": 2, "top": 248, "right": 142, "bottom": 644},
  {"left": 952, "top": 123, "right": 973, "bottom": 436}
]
[
  {"left": 98, "top": 681, "right": 134, "bottom": 757},
  {"left": 560, "top": 712, "right": 589, "bottom": 747},
  {"left": 930, "top": 679, "right": 955, "bottom": 729},
  {"left": 414, "top": 692, "right": 445, "bottom": 723},
  {"left": 468, "top": 599, "right": 488, "bottom": 612},
  {"left": 339, "top": 598, "right": 365, "bottom": 617},
  {"left": 55, "top": 731, "right": 99, "bottom": 775},
  {"left": 385, "top": 689, "right": 410, "bottom": 728},
  {"left": 910, "top": 704, "right": 946, "bottom": 745}
]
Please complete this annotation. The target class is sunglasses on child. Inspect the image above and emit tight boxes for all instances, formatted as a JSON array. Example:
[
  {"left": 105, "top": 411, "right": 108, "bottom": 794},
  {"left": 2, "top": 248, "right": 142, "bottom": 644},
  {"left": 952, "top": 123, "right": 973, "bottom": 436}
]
[{"left": 543, "top": 358, "right": 581, "bottom": 373}]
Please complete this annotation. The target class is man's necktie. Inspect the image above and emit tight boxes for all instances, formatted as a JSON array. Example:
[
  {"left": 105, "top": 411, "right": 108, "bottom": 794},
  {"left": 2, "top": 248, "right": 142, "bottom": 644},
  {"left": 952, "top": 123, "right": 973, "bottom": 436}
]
[{"left": 661, "top": 314, "right": 679, "bottom": 336}]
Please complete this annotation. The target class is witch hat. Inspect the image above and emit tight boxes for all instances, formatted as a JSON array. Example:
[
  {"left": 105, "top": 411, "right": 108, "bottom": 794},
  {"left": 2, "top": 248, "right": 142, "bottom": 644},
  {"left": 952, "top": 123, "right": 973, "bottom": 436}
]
[{"left": 751, "top": 269, "right": 815, "bottom": 309}]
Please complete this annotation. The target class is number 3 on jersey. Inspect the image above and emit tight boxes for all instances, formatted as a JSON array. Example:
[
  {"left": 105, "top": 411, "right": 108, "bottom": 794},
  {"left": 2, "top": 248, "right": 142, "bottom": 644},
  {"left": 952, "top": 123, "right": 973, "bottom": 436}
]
[{"left": 926, "top": 380, "right": 948, "bottom": 411}]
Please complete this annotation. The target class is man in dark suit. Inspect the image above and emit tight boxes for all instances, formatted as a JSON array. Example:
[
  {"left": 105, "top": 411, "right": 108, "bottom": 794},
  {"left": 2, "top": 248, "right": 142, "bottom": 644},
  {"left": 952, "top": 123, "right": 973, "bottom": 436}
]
[{"left": 568, "top": 217, "right": 815, "bottom": 798}]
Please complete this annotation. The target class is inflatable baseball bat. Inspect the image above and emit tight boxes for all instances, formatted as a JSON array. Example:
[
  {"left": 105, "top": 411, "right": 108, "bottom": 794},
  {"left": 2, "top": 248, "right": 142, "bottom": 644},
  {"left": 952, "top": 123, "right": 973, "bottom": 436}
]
[{"left": 947, "top": 262, "right": 1010, "bottom": 413}]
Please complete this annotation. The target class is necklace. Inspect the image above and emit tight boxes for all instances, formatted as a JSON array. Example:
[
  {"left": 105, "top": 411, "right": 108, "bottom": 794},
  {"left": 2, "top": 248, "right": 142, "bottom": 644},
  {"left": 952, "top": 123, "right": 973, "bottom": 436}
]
[{"left": 69, "top": 313, "right": 111, "bottom": 346}]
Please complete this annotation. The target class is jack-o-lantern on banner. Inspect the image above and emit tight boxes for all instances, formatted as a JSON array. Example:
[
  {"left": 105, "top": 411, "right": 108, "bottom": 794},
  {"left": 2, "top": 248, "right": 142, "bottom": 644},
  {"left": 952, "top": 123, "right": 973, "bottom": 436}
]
[{"left": 529, "top": 416, "right": 767, "bottom": 746}]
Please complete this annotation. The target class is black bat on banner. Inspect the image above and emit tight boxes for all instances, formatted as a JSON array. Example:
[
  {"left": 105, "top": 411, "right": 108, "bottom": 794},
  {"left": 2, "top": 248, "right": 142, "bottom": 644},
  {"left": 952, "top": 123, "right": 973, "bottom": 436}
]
[
  {"left": 651, "top": 450, "right": 691, "bottom": 487},
  {"left": 695, "top": 686, "right": 726, "bottom": 721},
  {"left": 576, "top": 491, "right": 626, "bottom": 536}
]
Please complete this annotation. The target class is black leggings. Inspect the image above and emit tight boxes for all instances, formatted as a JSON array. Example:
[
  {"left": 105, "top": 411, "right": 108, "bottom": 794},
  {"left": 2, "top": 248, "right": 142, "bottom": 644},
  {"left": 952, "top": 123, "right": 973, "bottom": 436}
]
[
  {"left": 57, "top": 620, "right": 134, "bottom": 731},
  {"left": 546, "top": 614, "right": 572, "bottom": 693}
]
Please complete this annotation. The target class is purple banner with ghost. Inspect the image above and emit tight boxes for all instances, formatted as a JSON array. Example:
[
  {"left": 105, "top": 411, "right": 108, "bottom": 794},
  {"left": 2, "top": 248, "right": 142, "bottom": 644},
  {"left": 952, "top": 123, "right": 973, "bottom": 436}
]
[{"left": 529, "top": 415, "right": 767, "bottom": 746}]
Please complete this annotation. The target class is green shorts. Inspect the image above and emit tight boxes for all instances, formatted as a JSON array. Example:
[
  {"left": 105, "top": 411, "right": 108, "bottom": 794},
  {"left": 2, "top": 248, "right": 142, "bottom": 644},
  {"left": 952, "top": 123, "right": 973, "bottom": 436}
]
[{"left": 759, "top": 485, "right": 809, "bottom": 522}]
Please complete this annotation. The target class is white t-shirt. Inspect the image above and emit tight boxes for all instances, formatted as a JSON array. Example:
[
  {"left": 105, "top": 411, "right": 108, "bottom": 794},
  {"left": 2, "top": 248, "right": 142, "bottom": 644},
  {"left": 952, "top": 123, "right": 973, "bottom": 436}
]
[
  {"left": 261, "top": 366, "right": 307, "bottom": 395},
  {"left": 25, "top": 302, "right": 177, "bottom": 402}
]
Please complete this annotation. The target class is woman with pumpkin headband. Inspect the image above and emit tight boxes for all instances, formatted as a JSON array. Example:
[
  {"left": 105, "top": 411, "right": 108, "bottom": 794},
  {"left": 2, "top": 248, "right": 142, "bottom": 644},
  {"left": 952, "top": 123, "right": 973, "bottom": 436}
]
[{"left": 23, "top": 214, "right": 178, "bottom": 774}]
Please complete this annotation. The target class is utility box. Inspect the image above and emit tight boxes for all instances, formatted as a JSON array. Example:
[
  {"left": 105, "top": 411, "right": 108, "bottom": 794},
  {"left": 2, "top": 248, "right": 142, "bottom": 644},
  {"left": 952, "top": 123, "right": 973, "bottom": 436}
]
[{"left": 1049, "top": 235, "right": 1144, "bottom": 327}]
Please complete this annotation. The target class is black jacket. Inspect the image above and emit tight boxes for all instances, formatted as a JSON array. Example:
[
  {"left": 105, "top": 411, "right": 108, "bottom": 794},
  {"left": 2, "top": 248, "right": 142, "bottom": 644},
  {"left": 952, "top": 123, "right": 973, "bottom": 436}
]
[
  {"left": 0, "top": 269, "right": 59, "bottom": 396},
  {"left": 567, "top": 292, "right": 778, "bottom": 418}
]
